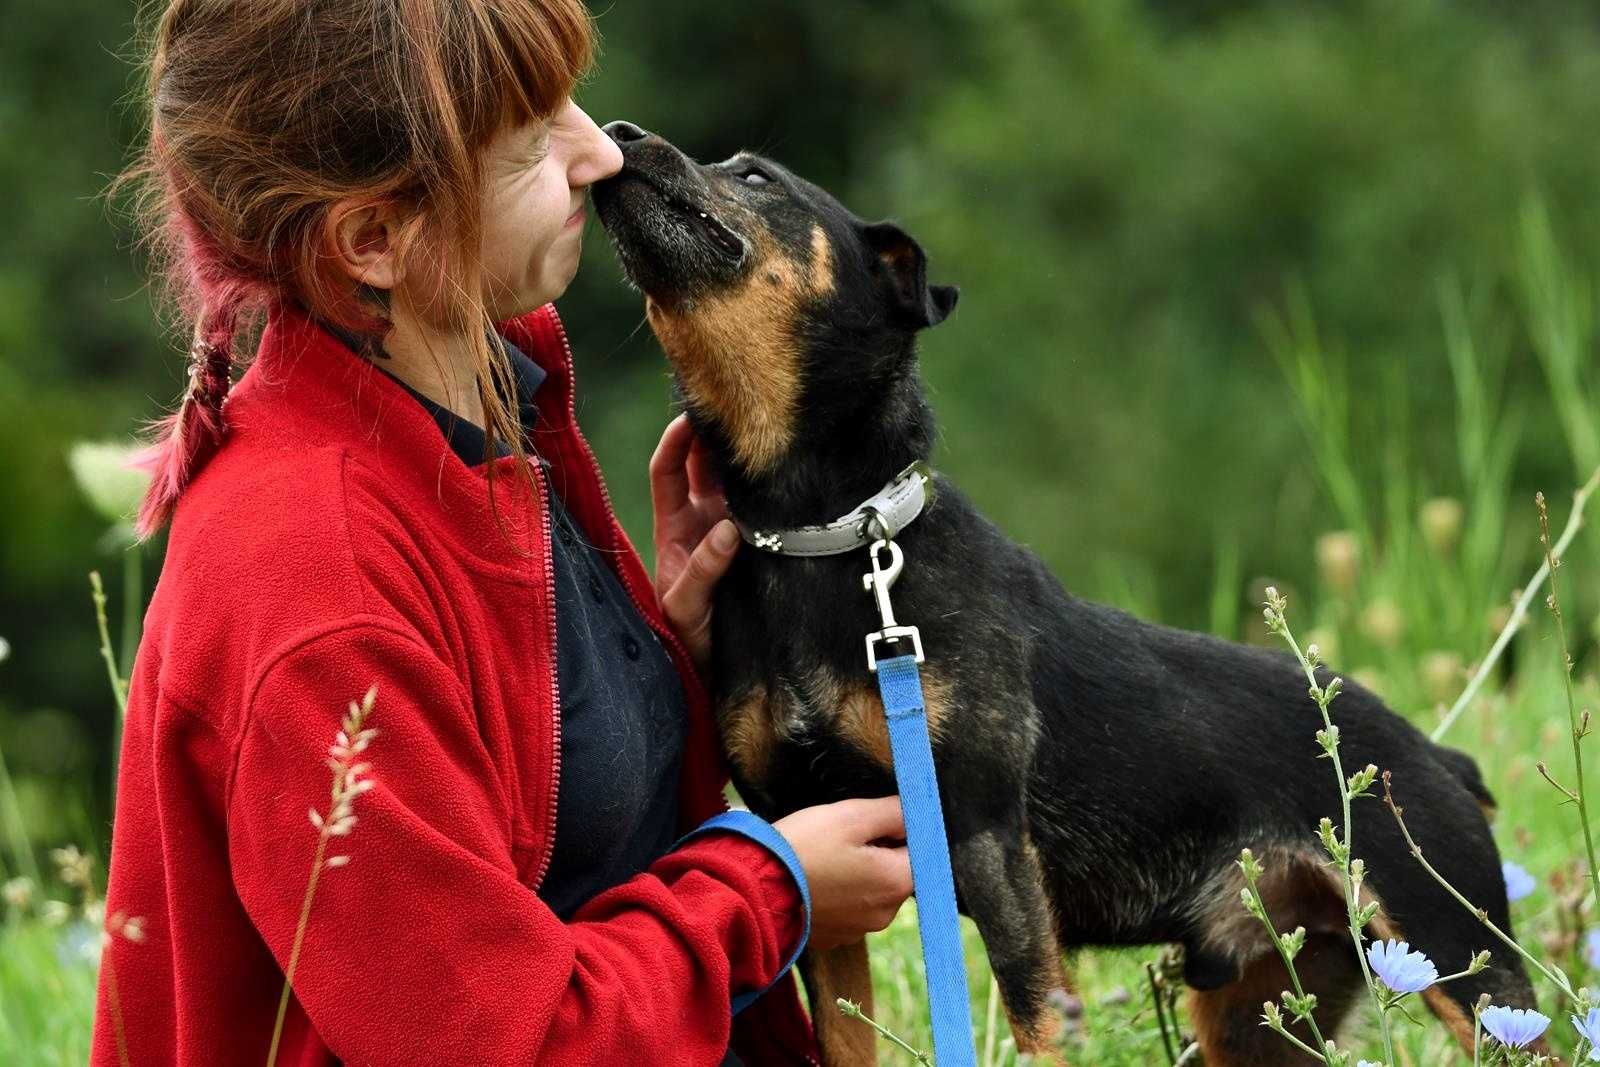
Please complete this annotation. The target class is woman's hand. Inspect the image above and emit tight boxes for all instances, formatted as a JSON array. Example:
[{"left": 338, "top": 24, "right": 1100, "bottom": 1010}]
[
  {"left": 774, "top": 796, "right": 913, "bottom": 951},
  {"left": 650, "top": 413, "right": 739, "bottom": 675}
]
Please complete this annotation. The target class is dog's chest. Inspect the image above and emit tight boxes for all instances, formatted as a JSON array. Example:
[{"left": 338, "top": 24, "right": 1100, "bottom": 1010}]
[{"left": 713, "top": 649, "right": 962, "bottom": 819}]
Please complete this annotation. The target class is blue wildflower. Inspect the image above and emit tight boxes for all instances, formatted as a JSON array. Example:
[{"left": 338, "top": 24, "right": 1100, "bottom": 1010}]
[
  {"left": 1365, "top": 939, "right": 1438, "bottom": 994},
  {"left": 1587, "top": 929, "right": 1600, "bottom": 971},
  {"left": 1572, "top": 1006, "right": 1600, "bottom": 1062},
  {"left": 1503, "top": 861, "right": 1537, "bottom": 903},
  {"left": 1480, "top": 1005, "right": 1550, "bottom": 1049}
]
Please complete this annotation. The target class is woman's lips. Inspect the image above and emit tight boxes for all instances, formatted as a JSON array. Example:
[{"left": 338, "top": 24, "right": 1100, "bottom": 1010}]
[{"left": 564, "top": 202, "right": 586, "bottom": 228}]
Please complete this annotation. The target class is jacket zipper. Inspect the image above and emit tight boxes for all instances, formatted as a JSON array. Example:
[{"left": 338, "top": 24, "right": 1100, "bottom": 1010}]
[
  {"left": 540, "top": 312, "right": 815, "bottom": 1063},
  {"left": 527, "top": 451, "right": 562, "bottom": 893},
  {"left": 545, "top": 311, "right": 712, "bottom": 717}
]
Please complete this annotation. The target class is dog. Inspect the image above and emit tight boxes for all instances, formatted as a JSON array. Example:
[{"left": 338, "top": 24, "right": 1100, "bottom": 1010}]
[{"left": 592, "top": 121, "right": 1538, "bottom": 1065}]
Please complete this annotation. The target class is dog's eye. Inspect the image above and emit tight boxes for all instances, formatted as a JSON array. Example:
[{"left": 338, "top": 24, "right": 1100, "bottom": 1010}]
[{"left": 737, "top": 165, "right": 773, "bottom": 187}]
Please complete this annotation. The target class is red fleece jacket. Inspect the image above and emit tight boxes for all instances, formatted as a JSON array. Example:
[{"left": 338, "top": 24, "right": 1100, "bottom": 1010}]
[{"left": 92, "top": 300, "right": 820, "bottom": 1066}]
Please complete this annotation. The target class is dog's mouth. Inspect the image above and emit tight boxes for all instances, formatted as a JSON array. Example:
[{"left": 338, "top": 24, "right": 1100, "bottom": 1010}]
[{"left": 593, "top": 168, "right": 749, "bottom": 301}]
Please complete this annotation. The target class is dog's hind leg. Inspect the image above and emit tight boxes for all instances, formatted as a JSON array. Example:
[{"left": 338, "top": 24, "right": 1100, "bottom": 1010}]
[
  {"left": 1362, "top": 761, "right": 1547, "bottom": 1061},
  {"left": 799, "top": 940, "right": 877, "bottom": 1067},
  {"left": 948, "top": 812, "right": 1068, "bottom": 1060},
  {"left": 1188, "top": 929, "right": 1365, "bottom": 1066},
  {"left": 1183, "top": 848, "right": 1367, "bottom": 1066}
]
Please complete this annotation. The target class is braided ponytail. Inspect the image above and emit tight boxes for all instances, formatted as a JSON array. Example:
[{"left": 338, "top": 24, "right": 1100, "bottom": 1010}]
[{"left": 131, "top": 290, "right": 241, "bottom": 540}]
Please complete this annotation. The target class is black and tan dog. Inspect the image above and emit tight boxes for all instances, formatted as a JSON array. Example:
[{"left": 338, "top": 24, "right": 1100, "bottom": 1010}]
[{"left": 592, "top": 121, "right": 1537, "bottom": 1065}]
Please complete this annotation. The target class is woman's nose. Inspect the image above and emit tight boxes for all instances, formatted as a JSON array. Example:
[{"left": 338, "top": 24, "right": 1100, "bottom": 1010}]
[{"left": 603, "top": 120, "right": 650, "bottom": 145}]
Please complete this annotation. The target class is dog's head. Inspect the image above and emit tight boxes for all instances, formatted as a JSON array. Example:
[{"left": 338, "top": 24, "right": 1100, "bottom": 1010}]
[{"left": 592, "top": 121, "right": 957, "bottom": 479}]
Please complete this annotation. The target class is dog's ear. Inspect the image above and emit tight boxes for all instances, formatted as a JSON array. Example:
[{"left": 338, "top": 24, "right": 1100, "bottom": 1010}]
[{"left": 860, "top": 221, "right": 960, "bottom": 329}]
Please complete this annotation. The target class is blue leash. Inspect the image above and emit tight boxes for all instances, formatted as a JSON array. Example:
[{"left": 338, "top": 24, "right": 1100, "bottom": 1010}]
[{"left": 864, "top": 540, "right": 976, "bottom": 1066}]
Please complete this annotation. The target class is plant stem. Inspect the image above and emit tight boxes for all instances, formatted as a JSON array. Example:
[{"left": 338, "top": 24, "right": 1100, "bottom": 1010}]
[
  {"left": 836, "top": 998, "right": 932, "bottom": 1065},
  {"left": 90, "top": 572, "right": 128, "bottom": 719},
  {"left": 1537, "top": 491, "right": 1600, "bottom": 912},
  {"left": 1240, "top": 858, "right": 1337, "bottom": 1065},
  {"left": 1382, "top": 771, "right": 1578, "bottom": 1004},
  {"left": 983, "top": 975, "right": 1000, "bottom": 1067},
  {"left": 1270, "top": 604, "right": 1396, "bottom": 1064},
  {"left": 1147, "top": 961, "right": 1178, "bottom": 1065},
  {"left": 1433, "top": 466, "right": 1600, "bottom": 743},
  {"left": 267, "top": 830, "right": 329, "bottom": 1067},
  {"left": 1268, "top": 1017, "right": 1330, "bottom": 1061},
  {"left": 102, "top": 944, "right": 132, "bottom": 1067}
]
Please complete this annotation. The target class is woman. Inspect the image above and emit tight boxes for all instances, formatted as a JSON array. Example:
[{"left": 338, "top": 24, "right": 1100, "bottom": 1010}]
[{"left": 95, "top": 2, "right": 912, "bottom": 1063}]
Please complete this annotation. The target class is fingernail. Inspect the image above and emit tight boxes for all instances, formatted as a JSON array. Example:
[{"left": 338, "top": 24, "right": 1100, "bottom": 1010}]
[{"left": 714, "top": 520, "right": 739, "bottom": 552}]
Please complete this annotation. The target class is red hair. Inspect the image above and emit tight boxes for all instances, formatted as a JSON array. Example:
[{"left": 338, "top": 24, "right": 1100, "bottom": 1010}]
[{"left": 111, "top": 0, "right": 596, "bottom": 538}]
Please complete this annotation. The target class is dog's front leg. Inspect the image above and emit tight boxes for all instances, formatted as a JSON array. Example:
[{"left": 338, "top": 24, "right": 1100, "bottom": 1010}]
[
  {"left": 948, "top": 810, "right": 1067, "bottom": 1061},
  {"left": 798, "top": 940, "right": 877, "bottom": 1066}
]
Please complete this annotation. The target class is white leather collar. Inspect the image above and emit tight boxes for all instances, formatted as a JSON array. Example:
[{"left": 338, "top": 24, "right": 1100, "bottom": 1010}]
[{"left": 732, "top": 461, "right": 934, "bottom": 557}]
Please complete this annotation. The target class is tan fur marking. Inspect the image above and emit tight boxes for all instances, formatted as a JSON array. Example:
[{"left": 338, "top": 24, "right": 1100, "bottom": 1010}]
[
  {"left": 1192, "top": 859, "right": 1515, "bottom": 1064},
  {"left": 805, "top": 940, "right": 876, "bottom": 1066},
  {"left": 1420, "top": 985, "right": 1478, "bottom": 1055},
  {"left": 808, "top": 222, "right": 835, "bottom": 296},
  {"left": 1191, "top": 848, "right": 1351, "bottom": 971},
  {"left": 1188, "top": 948, "right": 1337, "bottom": 1066},
  {"left": 720, "top": 685, "right": 776, "bottom": 782},
  {"left": 645, "top": 225, "right": 835, "bottom": 476},
  {"left": 824, "top": 668, "right": 953, "bottom": 769},
  {"left": 1188, "top": 849, "right": 1375, "bottom": 1064}
]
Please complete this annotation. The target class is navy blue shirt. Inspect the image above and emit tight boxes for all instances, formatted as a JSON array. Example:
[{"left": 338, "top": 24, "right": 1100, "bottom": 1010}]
[{"left": 319, "top": 322, "right": 686, "bottom": 919}]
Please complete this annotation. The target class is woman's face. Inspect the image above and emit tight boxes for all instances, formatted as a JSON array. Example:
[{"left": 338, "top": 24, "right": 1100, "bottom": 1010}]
[{"left": 479, "top": 98, "right": 623, "bottom": 320}]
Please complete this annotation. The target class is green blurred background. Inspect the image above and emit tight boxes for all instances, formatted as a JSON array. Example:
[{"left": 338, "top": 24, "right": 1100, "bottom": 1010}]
[{"left": 6, "top": 0, "right": 1600, "bottom": 865}]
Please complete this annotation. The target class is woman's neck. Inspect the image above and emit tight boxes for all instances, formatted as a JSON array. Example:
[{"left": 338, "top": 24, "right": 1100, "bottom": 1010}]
[{"left": 379, "top": 296, "right": 487, "bottom": 426}]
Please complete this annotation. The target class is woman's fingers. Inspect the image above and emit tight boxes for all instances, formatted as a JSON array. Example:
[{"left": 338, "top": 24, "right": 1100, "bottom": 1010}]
[
  {"left": 685, "top": 428, "right": 728, "bottom": 514},
  {"left": 648, "top": 413, "right": 695, "bottom": 520},
  {"left": 841, "top": 795, "right": 907, "bottom": 845},
  {"left": 773, "top": 797, "right": 915, "bottom": 950},
  {"left": 658, "top": 518, "right": 740, "bottom": 670}
]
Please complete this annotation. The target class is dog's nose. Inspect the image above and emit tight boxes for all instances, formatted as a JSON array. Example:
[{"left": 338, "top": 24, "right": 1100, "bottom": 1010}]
[{"left": 603, "top": 120, "right": 650, "bottom": 145}]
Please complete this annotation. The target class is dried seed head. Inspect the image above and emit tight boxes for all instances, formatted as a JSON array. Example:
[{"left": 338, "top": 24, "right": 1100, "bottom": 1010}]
[
  {"left": 1360, "top": 598, "right": 1405, "bottom": 649},
  {"left": 1420, "top": 651, "right": 1465, "bottom": 704},
  {"left": 2, "top": 876, "right": 33, "bottom": 909},
  {"left": 50, "top": 845, "right": 94, "bottom": 889},
  {"left": 1315, "top": 532, "right": 1360, "bottom": 593},
  {"left": 1419, "top": 497, "right": 1464, "bottom": 556}
]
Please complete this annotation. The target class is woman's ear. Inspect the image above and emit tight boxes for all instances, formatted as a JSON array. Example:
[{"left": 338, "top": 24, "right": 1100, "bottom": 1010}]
[
  {"left": 326, "top": 198, "right": 404, "bottom": 292},
  {"left": 860, "top": 220, "right": 960, "bottom": 329}
]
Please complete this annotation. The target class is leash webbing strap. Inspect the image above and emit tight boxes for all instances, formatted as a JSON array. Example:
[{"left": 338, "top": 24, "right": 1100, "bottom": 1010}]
[{"left": 875, "top": 653, "right": 977, "bottom": 1066}]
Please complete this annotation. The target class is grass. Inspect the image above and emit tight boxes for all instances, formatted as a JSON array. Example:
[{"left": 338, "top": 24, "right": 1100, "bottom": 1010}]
[{"left": 0, "top": 918, "right": 99, "bottom": 1065}]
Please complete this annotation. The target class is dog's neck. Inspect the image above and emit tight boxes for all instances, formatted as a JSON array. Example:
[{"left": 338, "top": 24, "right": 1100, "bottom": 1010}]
[{"left": 701, "top": 363, "right": 938, "bottom": 533}]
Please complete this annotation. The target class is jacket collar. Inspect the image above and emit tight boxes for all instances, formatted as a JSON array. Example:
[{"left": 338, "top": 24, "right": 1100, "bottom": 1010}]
[
  {"left": 235, "top": 300, "right": 571, "bottom": 578},
  {"left": 311, "top": 316, "right": 550, "bottom": 468}
]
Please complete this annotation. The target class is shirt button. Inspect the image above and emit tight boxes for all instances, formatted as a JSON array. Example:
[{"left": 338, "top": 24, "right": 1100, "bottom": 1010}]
[
  {"left": 623, "top": 634, "right": 642, "bottom": 660},
  {"left": 587, "top": 574, "right": 605, "bottom": 603}
]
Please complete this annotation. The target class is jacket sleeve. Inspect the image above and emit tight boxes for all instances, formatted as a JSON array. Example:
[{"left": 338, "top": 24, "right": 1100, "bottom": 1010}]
[{"left": 226, "top": 618, "right": 808, "bottom": 1066}]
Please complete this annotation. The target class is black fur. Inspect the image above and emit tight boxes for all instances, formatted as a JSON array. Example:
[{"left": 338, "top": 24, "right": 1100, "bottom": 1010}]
[{"left": 593, "top": 125, "right": 1536, "bottom": 1062}]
